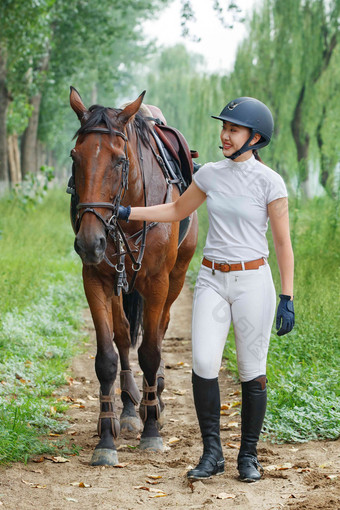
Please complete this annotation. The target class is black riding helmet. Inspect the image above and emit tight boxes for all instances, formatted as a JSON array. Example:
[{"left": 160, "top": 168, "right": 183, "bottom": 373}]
[{"left": 212, "top": 97, "right": 274, "bottom": 160}]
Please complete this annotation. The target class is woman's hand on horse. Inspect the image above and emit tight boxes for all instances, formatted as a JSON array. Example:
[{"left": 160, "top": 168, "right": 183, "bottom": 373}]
[{"left": 118, "top": 205, "right": 131, "bottom": 221}]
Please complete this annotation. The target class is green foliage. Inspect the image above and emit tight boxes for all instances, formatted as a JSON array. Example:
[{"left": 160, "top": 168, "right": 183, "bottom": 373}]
[
  {"left": 189, "top": 197, "right": 340, "bottom": 442},
  {"left": 145, "top": 0, "right": 340, "bottom": 197},
  {"left": 10, "top": 165, "right": 55, "bottom": 210},
  {"left": 0, "top": 189, "right": 87, "bottom": 463}
]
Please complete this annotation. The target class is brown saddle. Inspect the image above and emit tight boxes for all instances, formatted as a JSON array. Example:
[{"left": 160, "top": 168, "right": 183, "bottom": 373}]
[{"left": 154, "top": 124, "right": 198, "bottom": 186}]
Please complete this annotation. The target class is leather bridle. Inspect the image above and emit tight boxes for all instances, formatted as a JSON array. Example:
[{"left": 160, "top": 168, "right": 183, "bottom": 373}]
[{"left": 71, "top": 125, "right": 147, "bottom": 295}]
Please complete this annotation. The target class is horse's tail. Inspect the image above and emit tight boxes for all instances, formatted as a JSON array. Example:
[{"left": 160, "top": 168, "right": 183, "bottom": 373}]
[{"left": 123, "top": 290, "right": 144, "bottom": 348}]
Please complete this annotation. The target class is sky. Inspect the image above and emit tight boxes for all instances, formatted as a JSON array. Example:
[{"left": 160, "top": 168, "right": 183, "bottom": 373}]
[{"left": 142, "top": 0, "right": 258, "bottom": 73}]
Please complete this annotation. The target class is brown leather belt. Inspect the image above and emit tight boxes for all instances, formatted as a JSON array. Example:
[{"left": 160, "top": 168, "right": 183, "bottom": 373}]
[{"left": 202, "top": 257, "right": 265, "bottom": 273}]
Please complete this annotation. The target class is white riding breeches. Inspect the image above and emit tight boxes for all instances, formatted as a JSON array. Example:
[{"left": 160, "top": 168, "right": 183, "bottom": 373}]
[{"left": 191, "top": 261, "right": 276, "bottom": 382}]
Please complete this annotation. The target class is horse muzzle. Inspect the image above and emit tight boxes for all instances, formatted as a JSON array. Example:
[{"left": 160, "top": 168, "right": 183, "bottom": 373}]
[{"left": 74, "top": 232, "right": 107, "bottom": 265}]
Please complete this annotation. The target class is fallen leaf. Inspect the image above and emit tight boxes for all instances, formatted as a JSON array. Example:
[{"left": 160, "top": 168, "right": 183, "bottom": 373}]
[
  {"left": 231, "top": 401, "right": 242, "bottom": 407},
  {"left": 70, "top": 404, "right": 85, "bottom": 408},
  {"left": 264, "top": 463, "right": 293, "bottom": 471},
  {"left": 168, "top": 437, "right": 180, "bottom": 445},
  {"left": 147, "top": 474, "right": 162, "bottom": 480},
  {"left": 221, "top": 403, "right": 231, "bottom": 410},
  {"left": 296, "top": 468, "right": 312, "bottom": 473},
  {"left": 113, "top": 463, "right": 130, "bottom": 468},
  {"left": 51, "top": 456, "right": 70, "bottom": 463},
  {"left": 56, "top": 396, "right": 73, "bottom": 402},
  {"left": 149, "top": 493, "right": 167, "bottom": 498},
  {"left": 229, "top": 390, "right": 240, "bottom": 396},
  {"left": 173, "top": 390, "right": 186, "bottom": 395},
  {"left": 87, "top": 395, "right": 97, "bottom": 401},
  {"left": 49, "top": 433, "right": 61, "bottom": 437},
  {"left": 21, "top": 480, "right": 46, "bottom": 489},
  {"left": 217, "top": 492, "right": 236, "bottom": 500},
  {"left": 88, "top": 355, "right": 95, "bottom": 359},
  {"left": 229, "top": 411, "right": 239, "bottom": 418},
  {"left": 146, "top": 480, "right": 160, "bottom": 485},
  {"left": 117, "top": 444, "right": 137, "bottom": 450},
  {"left": 227, "top": 421, "right": 239, "bottom": 428},
  {"left": 79, "top": 482, "right": 91, "bottom": 488},
  {"left": 225, "top": 442, "right": 240, "bottom": 449},
  {"left": 32, "top": 456, "right": 44, "bottom": 463},
  {"left": 326, "top": 474, "right": 338, "bottom": 480},
  {"left": 65, "top": 498, "right": 78, "bottom": 502}
]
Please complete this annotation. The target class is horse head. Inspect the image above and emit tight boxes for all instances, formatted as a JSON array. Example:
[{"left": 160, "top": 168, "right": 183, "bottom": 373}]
[{"left": 69, "top": 86, "right": 145, "bottom": 265}]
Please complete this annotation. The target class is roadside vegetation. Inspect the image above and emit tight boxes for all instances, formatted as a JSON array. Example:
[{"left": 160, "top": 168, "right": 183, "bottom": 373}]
[{"left": 0, "top": 185, "right": 87, "bottom": 464}]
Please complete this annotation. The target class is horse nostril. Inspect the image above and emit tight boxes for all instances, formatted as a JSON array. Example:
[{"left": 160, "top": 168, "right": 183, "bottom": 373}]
[{"left": 95, "top": 236, "right": 106, "bottom": 256}]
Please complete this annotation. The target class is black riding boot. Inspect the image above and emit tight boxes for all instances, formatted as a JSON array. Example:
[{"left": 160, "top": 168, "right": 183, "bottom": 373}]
[
  {"left": 237, "top": 375, "right": 267, "bottom": 482},
  {"left": 187, "top": 371, "right": 224, "bottom": 480}
]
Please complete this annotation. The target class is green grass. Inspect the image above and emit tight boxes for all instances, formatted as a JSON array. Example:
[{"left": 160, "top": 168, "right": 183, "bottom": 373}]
[
  {"left": 0, "top": 188, "right": 87, "bottom": 464},
  {"left": 189, "top": 196, "right": 340, "bottom": 443}
]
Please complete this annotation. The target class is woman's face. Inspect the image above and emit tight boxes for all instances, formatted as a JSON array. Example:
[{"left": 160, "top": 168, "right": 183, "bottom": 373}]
[{"left": 220, "top": 121, "right": 260, "bottom": 161}]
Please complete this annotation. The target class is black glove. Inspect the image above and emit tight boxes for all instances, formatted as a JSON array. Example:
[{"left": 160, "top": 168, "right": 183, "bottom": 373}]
[
  {"left": 276, "top": 294, "right": 295, "bottom": 336},
  {"left": 117, "top": 205, "right": 131, "bottom": 221}
]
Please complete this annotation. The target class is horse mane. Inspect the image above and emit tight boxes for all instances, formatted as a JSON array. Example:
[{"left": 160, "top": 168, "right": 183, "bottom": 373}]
[{"left": 74, "top": 105, "right": 152, "bottom": 147}]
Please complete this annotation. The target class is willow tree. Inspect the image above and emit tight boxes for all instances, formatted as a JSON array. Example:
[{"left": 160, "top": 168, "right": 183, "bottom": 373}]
[{"left": 230, "top": 0, "right": 340, "bottom": 196}]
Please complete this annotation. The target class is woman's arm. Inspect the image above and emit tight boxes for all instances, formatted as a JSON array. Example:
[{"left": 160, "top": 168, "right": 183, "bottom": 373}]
[
  {"left": 129, "top": 181, "right": 206, "bottom": 223},
  {"left": 268, "top": 197, "right": 294, "bottom": 297}
]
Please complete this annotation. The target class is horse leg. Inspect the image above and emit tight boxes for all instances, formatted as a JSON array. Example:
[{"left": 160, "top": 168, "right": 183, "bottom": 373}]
[
  {"left": 83, "top": 268, "right": 120, "bottom": 466},
  {"left": 111, "top": 296, "right": 141, "bottom": 436},
  {"left": 138, "top": 277, "right": 169, "bottom": 451}
]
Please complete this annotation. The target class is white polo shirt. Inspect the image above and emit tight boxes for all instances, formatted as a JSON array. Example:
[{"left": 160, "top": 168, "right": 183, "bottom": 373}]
[{"left": 193, "top": 155, "right": 288, "bottom": 262}]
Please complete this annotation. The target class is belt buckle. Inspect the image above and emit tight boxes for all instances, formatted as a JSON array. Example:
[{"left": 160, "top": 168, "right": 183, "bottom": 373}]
[{"left": 220, "top": 262, "right": 231, "bottom": 272}]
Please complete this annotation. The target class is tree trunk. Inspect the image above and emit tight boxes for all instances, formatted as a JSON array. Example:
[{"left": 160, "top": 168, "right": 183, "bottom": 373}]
[
  {"left": 20, "top": 52, "right": 49, "bottom": 177},
  {"left": 0, "top": 47, "right": 9, "bottom": 192},
  {"left": 20, "top": 93, "right": 42, "bottom": 176},
  {"left": 7, "top": 134, "right": 21, "bottom": 185}
]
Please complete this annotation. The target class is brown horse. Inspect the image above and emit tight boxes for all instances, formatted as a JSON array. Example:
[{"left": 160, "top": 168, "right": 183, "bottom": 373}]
[{"left": 69, "top": 87, "right": 198, "bottom": 466}]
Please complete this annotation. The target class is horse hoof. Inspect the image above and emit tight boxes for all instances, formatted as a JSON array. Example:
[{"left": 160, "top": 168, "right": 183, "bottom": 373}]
[
  {"left": 120, "top": 416, "right": 141, "bottom": 437},
  {"left": 139, "top": 436, "right": 164, "bottom": 452},
  {"left": 90, "top": 448, "right": 118, "bottom": 466}
]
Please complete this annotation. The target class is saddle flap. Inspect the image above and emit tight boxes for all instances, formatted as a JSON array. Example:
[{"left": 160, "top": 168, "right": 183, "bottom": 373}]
[{"left": 154, "top": 124, "right": 195, "bottom": 186}]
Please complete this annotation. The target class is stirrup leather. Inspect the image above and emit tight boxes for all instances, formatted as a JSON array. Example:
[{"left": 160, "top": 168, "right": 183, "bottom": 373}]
[{"left": 97, "top": 386, "right": 120, "bottom": 438}]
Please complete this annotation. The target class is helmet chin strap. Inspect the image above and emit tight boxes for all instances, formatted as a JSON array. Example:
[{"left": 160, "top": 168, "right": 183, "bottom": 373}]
[{"left": 220, "top": 129, "right": 257, "bottom": 160}]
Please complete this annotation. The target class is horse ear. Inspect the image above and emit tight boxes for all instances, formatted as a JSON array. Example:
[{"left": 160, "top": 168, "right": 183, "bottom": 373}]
[
  {"left": 118, "top": 91, "right": 146, "bottom": 125},
  {"left": 70, "top": 86, "right": 88, "bottom": 122}
]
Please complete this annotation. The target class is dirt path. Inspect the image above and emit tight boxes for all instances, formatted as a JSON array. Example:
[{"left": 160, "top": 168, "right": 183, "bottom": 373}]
[{"left": 1, "top": 283, "right": 339, "bottom": 510}]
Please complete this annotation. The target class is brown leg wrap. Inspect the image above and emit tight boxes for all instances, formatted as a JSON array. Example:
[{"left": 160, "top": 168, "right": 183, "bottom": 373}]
[
  {"left": 139, "top": 376, "right": 161, "bottom": 424},
  {"left": 97, "top": 386, "right": 120, "bottom": 439},
  {"left": 120, "top": 369, "right": 141, "bottom": 405}
]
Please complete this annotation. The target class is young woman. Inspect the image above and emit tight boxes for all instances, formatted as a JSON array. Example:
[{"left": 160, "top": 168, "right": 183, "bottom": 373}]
[{"left": 118, "top": 97, "right": 295, "bottom": 483}]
